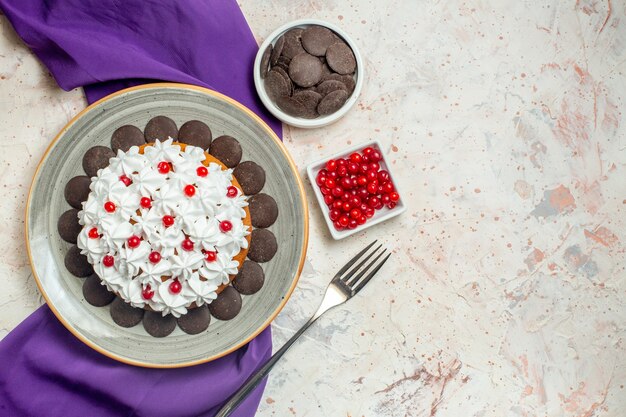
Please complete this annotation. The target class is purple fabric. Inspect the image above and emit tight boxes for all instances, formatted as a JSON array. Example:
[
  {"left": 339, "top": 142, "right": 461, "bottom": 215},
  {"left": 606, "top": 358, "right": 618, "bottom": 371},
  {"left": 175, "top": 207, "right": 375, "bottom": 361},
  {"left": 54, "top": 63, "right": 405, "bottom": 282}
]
[{"left": 0, "top": 0, "right": 281, "bottom": 416}]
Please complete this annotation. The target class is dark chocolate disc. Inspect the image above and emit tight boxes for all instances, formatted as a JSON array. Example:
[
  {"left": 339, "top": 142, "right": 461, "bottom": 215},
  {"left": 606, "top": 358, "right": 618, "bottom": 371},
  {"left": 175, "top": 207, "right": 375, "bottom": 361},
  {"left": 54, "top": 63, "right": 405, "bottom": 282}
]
[
  {"left": 275, "top": 95, "right": 307, "bottom": 118},
  {"left": 209, "top": 135, "right": 242, "bottom": 168},
  {"left": 64, "top": 245, "right": 93, "bottom": 277},
  {"left": 111, "top": 125, "right": 145, "bottom": 153},
  {"left": 57, "top": 209, "right": 81, "bottom": 244},
  {"left": 144, "top": 116, "right": 178, "bottom": 142},
  {"left": 281, "top": 28, "right": 305, "bottom": 59},
  {"left": 208, "top": 286, "right": 242, "bottom": 321},
  {"left": 82, "top": 146, "right": 115, "bottom": 178},
  {"left": 260, "top": 44, "right": 272, "bottom": 79},
  {"left": 325, "top": 42, "right": 356, "bottom": 75},
  {"left": 264, "top": 70, "right": 290, "bottom": 102},
  {"left": 110, "top": 297, "right": 144, "bottom": 328},
  {"left": 178, "top": 120, "right": 212, "bottom": 150},
  {"left": 270, "top": 35, "right": 285, "bottom": 66},
  {"left": 248, "top": 193, "right": 278, "bottom": 228},
  {"left": 233, "top": 261, "right": 265, "bottom": 295},
  {"left": 316, "top": 79, "right": 347, "bottom": 96},
  {"left": 143, "top": 311, "right": 177, "bottom": 337},
  {"left": 317, "top": 89, "right": 349, "bottom": 116},
  {"left": 64, "top": 175, "right": 91, "bottom": 210},
  {"left": 177, "top": 305, "right": 210, "bottom": 335},
  {"left": 247, "top": 229, "right": 278, "bottom": 263},
  {"left": 322, "top": 73, "right": 355, "bottom": 94},
  {"left": 293, "top": 90, "right": 322, "bottom": 119},
  {"left": 82, "top": 274, "right": 114, "bottom": 306},
  {"left": 301, "top": 25, "right": 335, "bottom": 56},
  {"left": 276, "top": 56, "right": 291, "bottom": 68},
  {"left": 289, "top": 53, "right": 323, "bottom": 88},
  {"left": 233, "top": 161, "right": 265, "bottom": 195}
]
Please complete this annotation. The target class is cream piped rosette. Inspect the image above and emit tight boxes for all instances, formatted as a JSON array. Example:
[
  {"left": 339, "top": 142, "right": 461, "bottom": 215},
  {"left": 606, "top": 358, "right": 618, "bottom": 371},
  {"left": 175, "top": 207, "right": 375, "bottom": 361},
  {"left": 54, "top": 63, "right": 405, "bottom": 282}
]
[{"left": 77, "top": 139, "right": 250, "bottom": 317}]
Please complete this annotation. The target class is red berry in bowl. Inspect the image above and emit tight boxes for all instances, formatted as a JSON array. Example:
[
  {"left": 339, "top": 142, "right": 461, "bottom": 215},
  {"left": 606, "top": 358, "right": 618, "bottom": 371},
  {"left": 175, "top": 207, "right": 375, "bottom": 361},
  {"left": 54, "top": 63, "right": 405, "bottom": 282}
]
[
  {"left": 333, "top": 220, "right": 344, "bottom": 230},
  {"left": 325, "top": 178, "right": 336, "bottom": 189},
  {"left": 336, "top": 158, "right": 347, "bottom": 167},
  {"left": 329, "top": 209, "right": 341, "bottom": 221},
  {"left": 148, "top": 251, "right": 161, "bottom": 264},
  {"left": 320, "top": 187, "right": 330, "bottom": 195},
  {"left": 369, "top": 150, "right": 382, "bottom": 162},
  {"left": 119, "top": 175, "right": 132, "bottom": 186},
  {"left": 359, "top": 163, "right": 369, "bottom": 174},
  {"left": 365, "top": 207, "right": 375, "bottom": 218},
  {"left": 389, "top": 192, "right": 400, "bottom": 202},
  {"left": 227, "top": 186, "right": 238, "bottom": 198},
  {"left": 349, "top": 208, "right": 361, "bottom": 219},
  {"left": 367, "top": 182, "right": 379, "bottom": 194},
  {"left": 349, "top": 152, "right": 362, "bottom": 164},
  {"left": 369, "top": 162, "right": 380, "bottom": 172},
  {"left": 382, "top": 182, "right": 394, "bottom": 194},
  {"left": 347, "top": 219, "right": 358, "bottom": 229},
  {"left": 365, "top": 170, "right": 377, "bottom": 182},
  {"left": 340, "top": 177, "right": 353, "bottom": 189},
  {"left": 347, "top": 162, "right": 359, "bottom": 174},
  {"left": 338, "top": 215, "right": 349, "bottom": 227},
  {"left": 342, "top": 201, "right": 351, "bottom": 212},
  {"left": 332, "top": 200, "right": 343, "bottom": 210},
  {"left": 327, "top": 171, "right": 338, "bottom": 179},
  {"left": 157, "top": 161, "right": 170, "bottom": 174},
  {"left": 356, "top": 175, "right": 367, "bottom": 186},
  {"left": 326, "top": 159, "right": 337, "bottom": 172},
  {"left": 324, "top": 195, "right": 334, "bottom": 206},
  {"left": 140, "top": 197, "right": 152, "bottom": 209},
  {"left": 315, "top": 174, "right": 327, "bottom": 187},
  {"left": 104, "top": 201, "right": 116, "bottom": 213},
  {"left": 387, "top": 202, "right": 397, "bottom": 209},
  {"left": 377, "top": 170, "right": 390, "bottom": 183},
  {"left": 341, "top": 192, "right": 350, "bottom": 201},
  {"left": 349, "top": 195, "right": 361, "bottom": 208},
  {"left": 362, "top": 147, "right": 374, "bottom": 157},
  {"left": 381, "top": 194, "right": 391, "bottom": 205},
  {"left": 331, "top": 186, "right": 343, "bottom": 197},
  {"left": 88, "top": 227, "right": 99, "bottom": 239},
  {"left": 357, "top": 215, "right": 367, "bottom": 225},
  {"left": 337, "top": 166, "right": 348, "bottom": 177},
  {"left": 368, "top": 196, "right": 380, "bottom": 208}
]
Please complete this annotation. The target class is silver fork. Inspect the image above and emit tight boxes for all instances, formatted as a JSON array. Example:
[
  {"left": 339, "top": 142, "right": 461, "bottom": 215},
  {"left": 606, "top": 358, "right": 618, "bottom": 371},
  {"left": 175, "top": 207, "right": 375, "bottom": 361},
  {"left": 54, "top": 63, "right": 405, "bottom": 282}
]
[{"left": 215, "top": 241, "right": 390, "bottom": 417}]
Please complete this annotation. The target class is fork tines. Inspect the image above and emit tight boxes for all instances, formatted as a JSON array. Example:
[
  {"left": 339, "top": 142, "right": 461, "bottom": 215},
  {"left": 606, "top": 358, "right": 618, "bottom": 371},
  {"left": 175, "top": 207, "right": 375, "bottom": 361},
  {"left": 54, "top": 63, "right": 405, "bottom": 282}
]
[{"left": 336, "top": 240, "right": 390, "bottom": 295}]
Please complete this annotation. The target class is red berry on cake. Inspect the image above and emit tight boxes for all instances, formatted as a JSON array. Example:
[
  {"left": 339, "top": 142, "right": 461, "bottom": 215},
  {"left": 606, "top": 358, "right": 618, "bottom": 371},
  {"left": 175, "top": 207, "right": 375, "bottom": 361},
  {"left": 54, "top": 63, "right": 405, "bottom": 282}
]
[
  {"left": 127, "top": 235, "right": 141, "bottom": 248},
  {"left": 88, "top": 227, "right": 99, "bottom": 239},
  {"left": 148, "top": 251, "right": 161, "bottom": 264},
  {"left": 181, "top": 238, "right": 194, "bottom": 251},
  {"left": 142, "top": 285, "right": 154, "bottom": 300},
  {"left": 169, "top": 279, "right": 182, "bottom": 294},
  {"left": 184, "top": 184, "right": 196, "bottom": 197},
  {"left": 119, "top": 175, "right": 132, "bottom": 186},
  {"left": 162, "top": 215, "right": 175, "bottom": 227},
  {"left": 227, "top": 186, "right": 238, "bottom": 198},
  {"left": 157, "top": 161, "right": 170, "bottom": 174},
  {"left": 140, "top": 197, "right": 152, "bottom": 209},
  {"left": 104, "top": 201, "right": 116, "bottom": 213},
  {"left": 102, "top": 255, "right": 114, "bottom": 267},
  {"left": 196, "top": 166, "right": 208, "bottom": 177},
  {"left": 205, "top": 250, "right": 217, "bottom": 262},
  {"left": 219, "top": 220, "right": 233, "bottom": 232}
]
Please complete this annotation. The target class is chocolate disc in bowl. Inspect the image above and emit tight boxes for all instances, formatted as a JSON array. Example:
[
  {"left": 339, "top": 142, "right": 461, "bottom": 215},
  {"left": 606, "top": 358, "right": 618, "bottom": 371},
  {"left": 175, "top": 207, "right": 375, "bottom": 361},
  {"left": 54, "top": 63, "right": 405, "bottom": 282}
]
[
  {"left": 209, "top": 135, "right": 242, "bottom": 168},
  {"left": 248, "top": 229, "right": 278, "bottom": 263},
  {"left": 110, "top": 297, "right": 144, "bottom": 328},
  {"left": 264, "top": 70, "right": 290, "bottom": 102},
  {"left": 260, "top": 44, "right": 272, "bottom": 79},
  {"left": 281, "top": 28, "right": 305, "bottom": 59},
  {"left": 143, "top": 311, "right": 177, "bottom": 337},
  {"left": 233, "top": 161, "right": 265, "bottom": 195},
  {"left": 270, "top": 35, "right": 285, "bottom": 66},
  {"left": 178, "top": 120, "right": 212, "bottom": 150},
  {"left": 177, "top": 305, "right": 211, "bottom": 335},
  {"left": 301, "top": 25, "right": 335, "bottom": 56},
  {"left": 57, "top": 209, "right": 81, "bottom": 244},
  {"left": 289, "top": 52, "right": 323, "bottom": 88},
  {"left": 325, "top": 42, "right": 356, "bottom": 75},
  {"left": 144, "top": 115, "right": 178, "bottom": 141},
  {"left": 64, "top": 175, "right": 91, "bottom": 210},
  {"left": 82, "top": 274, "right": 115, "bottom": 307},
  {"left": 248, "top": 193, "right": 279, "bottom": 228},
  {"left": 208, "top": 286, "right": 242, "bottom": 321},
  {"left": 275, "top": 96, "right": 307, "bottom": 118},
  {"left": 65, "top": 245, "right": 93, "bottom": 277},
  {"left": 111, "top": 125, "right": 145, "bottom": 153},
  {"left": 233, "top": 261, "right": 265, "bottom": 295},
  {"left": 316, "top": 79, "right": 347, "bottom": 96},
  {"left": 317, "top": 89, "right": 349, "bottom": 116},
  {"left": 322, "top": 73, "right": 356, "bottom": 94},
  {"left": 82, "top": 146, "right": 115, "bottom": 178}
]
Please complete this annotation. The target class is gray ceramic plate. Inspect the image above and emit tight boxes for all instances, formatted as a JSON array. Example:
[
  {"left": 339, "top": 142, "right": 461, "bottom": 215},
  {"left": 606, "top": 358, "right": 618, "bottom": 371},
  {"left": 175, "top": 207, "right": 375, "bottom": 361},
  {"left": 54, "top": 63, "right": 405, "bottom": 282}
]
[{"left": 26, "top": 84, "right": 308, "bottom": 368}]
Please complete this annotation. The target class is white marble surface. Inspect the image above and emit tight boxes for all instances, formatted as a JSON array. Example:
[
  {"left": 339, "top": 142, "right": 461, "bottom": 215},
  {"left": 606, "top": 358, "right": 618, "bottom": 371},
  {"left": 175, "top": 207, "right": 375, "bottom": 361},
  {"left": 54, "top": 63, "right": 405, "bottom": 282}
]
[{"left": 1, "top": 1, "right": 626, "bottom": 416}]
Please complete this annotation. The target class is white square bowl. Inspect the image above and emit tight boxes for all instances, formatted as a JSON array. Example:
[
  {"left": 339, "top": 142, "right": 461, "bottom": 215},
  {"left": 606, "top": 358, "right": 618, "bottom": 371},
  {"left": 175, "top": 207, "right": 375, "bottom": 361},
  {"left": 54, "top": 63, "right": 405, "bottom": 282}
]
[{"left": 306, "top": 140, "right": 407, "bottom": 239}]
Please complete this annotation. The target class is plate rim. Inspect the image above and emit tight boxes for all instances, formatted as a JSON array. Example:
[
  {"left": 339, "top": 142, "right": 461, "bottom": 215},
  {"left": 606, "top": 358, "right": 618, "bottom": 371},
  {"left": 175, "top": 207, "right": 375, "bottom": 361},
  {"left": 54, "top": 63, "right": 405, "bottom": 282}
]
[{"left": 24, "top": 83, "right": 309, "bottom": 368}]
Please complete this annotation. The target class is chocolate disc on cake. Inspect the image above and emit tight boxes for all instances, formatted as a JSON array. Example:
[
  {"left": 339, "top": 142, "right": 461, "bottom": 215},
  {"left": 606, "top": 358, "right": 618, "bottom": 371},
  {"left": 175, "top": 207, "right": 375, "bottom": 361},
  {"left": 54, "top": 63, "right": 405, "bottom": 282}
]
[
  {"left": 317, "top": 89, "right": 349, "bottom": 116},
  {"left": 301, "top": 25, "right": 335, "bottom": 56},
  {"left": 281, "top": 28, "right": 305, "bottom": 59},
  {"left": 177, "top": 305, "right": 211, "bottom": 335},
  {"left": 325, "top": 42, "right": 356, "bottom": 75},
  {"left": 64, "top": 245, "right": 94, "bottom": 277},
  {"left": 208, "top": 286, "right": 242, "bottom": 321},
  {"left": 289, "top": 52, "right": 323, "bottom": 88},
  {"left": 144, "top": 115, "right": 178, "bottom": 142},
  {"left": 248, "top": 193, "right": 278, "bottom": 228},
  {"left": 233, "top": 161, "right": 266, "bottom": 195},
  {"left": 58, "top": 209, "right": 81, "bottom": 243},
  {"left": 82, "top": 274, "right": 115, "bottom": 307},
  {"left": 260, "top": 44, "right": 272, "bottom": 78},
  {"left": 111, "top": 125, "right": 145, "bottom": 153},
  {"left": 247, "top": 229, "right": 278, "bottom": 263},
  {"left": 82, "top": 146, "right": 115, "bottom": 178},
  {"left": 178, "top": 120, "right": 212, "bottom": 150},
  {"left": 64, "top": 175, "right": 91, "bottom": 210},
  {"left": 143, "top": 311, "right": 177, "bottom": 338},
  {"left": 270, "top": 35, "right": 285, "bottom": 66},
  {"left": 233, "top": 261, "right": 265, "bottom": 295},
  {"left": 209, "top": 135, "right": 242, "bottom": 168},
  {"left": 110, "top": 297, "right": 144, "bottom": 328}
]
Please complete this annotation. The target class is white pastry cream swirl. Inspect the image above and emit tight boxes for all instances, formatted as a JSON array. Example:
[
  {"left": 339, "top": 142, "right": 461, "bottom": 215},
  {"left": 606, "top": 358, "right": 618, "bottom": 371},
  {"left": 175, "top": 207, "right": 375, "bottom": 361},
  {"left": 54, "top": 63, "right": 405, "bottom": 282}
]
[{"left": 77, "top": 139, "right": 249, "bottom": 317}]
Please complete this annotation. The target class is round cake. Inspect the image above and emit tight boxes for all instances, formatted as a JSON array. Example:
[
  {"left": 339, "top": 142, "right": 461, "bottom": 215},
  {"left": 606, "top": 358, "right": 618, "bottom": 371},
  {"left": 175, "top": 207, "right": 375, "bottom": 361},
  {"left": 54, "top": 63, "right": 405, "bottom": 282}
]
[{"left": 77, "top": 138, "right": 251, "bottom": 317}]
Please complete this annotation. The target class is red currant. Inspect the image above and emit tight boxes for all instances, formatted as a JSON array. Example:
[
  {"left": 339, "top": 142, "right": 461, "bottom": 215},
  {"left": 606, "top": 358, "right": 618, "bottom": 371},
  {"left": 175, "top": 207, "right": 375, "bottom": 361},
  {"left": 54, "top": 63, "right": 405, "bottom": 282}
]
[
  {"left": 315, "top": 174, "right": 327, "bottom": 187},
  {"left": 227, "top": 186, "right": 238, "bottom": 198},
  {"left": 336, "top": 158, "right": 347, "bottom": 167},
  {"left": 349, "top": 152, "right": 362, "bottom": 164},
  {"left": 360, "top": 203, "right": 369, "bottom": 213},
  {"left": 220, "top": 220, "right": 233, "bottom": 232},
  {"left": 365, "top": 207, "right": 375, "bottom": 218},
  {"left": 157, "top": 161, "right": 170, "bottom": 174},
  {"left": 347, "top": 162, "right": 359, "bottom": 174},
  {"left": 340, "top": 177, "right": 353, "bottom": 189},
  {"left": 382, "top": 182, "right": 394, "bottom": 194},
  {"left": 119, "top": 175, "right": 132, "bottom": 186},
  {"left": 127, "top": 235, "right": 141, "bottom": 248},
  {"left": 368, "top": 196, "right": 380, "bottom": 208},
  {"left": 349, "top": 195, "right": 361, "bottom": 208},
  {"left": 357, "top": 215, "right": 367, "bottom": 225},
  {"left": 359, "top": 164, "right": 369, "bottom": 174},
  {"left": 140, "top": 197, "right": 152, "bottom": 209},
  {"left": 205, "top": 251, "right": 217, "bottom": 262},
  {"left": 329, "top": 209, "right": 341, "bottom": 221},
  {"left": 357, "top": 187, "right": 370, "bottom": 200},
  {"left": 327, "top": 171, "right": 338, "bottom": 179},
  {"left": 332, "top": 200, "right": 343, "bottom": 210},
  {"left": 342, "top": 201, "right": 351, "bottom": 212},
  {"left": 337, "top": 166, "right": 348, "bottom": 177},
  {"left": 356, "top": 176, "right": 367, "bottom": 186},
  {"left": 88, "top": 227, "right": 99, "bottom": 239},
  {"left": 341, "top": 192, "right": 351, "bottom": 201},
  {"left": 367, "top": 182, "right": 379, "bottom": 194},
  {"left": 387, "top": 202, "right": 397, "bottom": 209},
  {"left": 320, "top": 187, "right": 330, "bottom": 195},
  {"left": 389, "top": 192, "right": 400, "bottom": 202},
  {"left": 325, "top": 178, "right": 336, "bottom": 189},
  {"left": 333, "top": 220, "right": 344, "bottom": 230},
  {"left": 142, "top": 285, "right": 155, "bottom": 300},
  {"left": 350, "top": 208, "right": 361, "bottom": 219},
  {"left": 102, "top": 255, "right": 114, "bottom": 267},
  {"left": 331, "top": 186, "right": 343, "bottom": 197},
  {"left": 347, "top": 219, "right": 358, "bottom": 229},
  {"left": 326, "top": 159, "right": 337, "bottom": 172},
  {"left": 369, "top": 162, "right": 380, "bottom": 172},
  {"left": 148, "top": 251, "right": 161, "bottom": 264},
  {"left": 104, "top": 201, "right": 116, "bottom": 213},
  {"left": 370, "top": 150, "right": 382, "bottom": 162},
  {"left": 184, "top": 184, "right": 196, "bottom": 197},
  {"left": 181, "top": 238, "right": 194, "bottom": 251},
  {"left": 169, "top": 279, "right": 182, "bottom": 294},
  {"left": 338, "top": 215, "right": 349, "bottom": 227},
  {"left": 362, "top": 147, "right": 375, "bottom": 157},
  {"left": 365, "top": 170, "right": 377, "bottom": 182},
  {"left": 162, "top": 215, "right": 175, "bottom": 227},
  {"left": 197, "top": 166, "right": 208, "bottom": 177},
  {"left": 377, "top": 170, "right": 390, "bottom": 183},
  {"left": 324, "top": 194, "right": 334, "bottom": 206},
  {"left": 381, "top": 194, "right": 391, "bottom": 205}
]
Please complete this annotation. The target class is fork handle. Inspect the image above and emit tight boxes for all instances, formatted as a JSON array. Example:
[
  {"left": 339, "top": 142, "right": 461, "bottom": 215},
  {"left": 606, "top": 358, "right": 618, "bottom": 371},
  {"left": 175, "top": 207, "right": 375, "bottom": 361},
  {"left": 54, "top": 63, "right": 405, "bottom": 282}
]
[{"left": 214, "top": 316, "right": 318, "bottom": 417}]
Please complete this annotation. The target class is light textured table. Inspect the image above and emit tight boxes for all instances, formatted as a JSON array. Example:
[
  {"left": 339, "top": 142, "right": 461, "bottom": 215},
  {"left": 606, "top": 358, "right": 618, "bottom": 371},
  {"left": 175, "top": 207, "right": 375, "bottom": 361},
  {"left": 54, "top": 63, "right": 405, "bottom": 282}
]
[{"left": 1, "top": 1, "right": 625, "bottom": 416}]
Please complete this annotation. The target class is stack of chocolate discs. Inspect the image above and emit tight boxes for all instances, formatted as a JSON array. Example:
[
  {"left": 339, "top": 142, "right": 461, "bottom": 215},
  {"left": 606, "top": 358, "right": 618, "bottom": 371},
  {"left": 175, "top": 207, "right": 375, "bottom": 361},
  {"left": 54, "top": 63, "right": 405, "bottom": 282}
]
[{"left": 260, "top": 25, "right": 357, "bottom": 119}]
